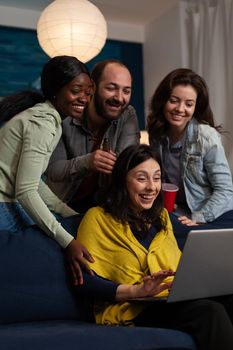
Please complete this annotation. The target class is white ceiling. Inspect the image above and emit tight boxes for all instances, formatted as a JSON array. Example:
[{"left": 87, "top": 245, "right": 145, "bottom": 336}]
[{"left": 0, "top": 0, "right": 179, "bottom": 25}]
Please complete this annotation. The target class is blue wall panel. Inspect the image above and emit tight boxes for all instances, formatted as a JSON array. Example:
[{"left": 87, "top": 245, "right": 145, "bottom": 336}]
[{"left": 0, "top": 25, "right": 145, "bottom": 128}]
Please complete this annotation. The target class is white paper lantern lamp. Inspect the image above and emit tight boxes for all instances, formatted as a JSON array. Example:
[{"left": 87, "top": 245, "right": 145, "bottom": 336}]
[{"left": 37, "top": 0, "right": 107, "bottom": 63}]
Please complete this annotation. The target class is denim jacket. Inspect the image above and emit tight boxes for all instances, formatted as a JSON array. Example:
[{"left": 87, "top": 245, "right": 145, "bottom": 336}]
[{"left": 153, "top": 118, "right": 233, "bottom": 222}]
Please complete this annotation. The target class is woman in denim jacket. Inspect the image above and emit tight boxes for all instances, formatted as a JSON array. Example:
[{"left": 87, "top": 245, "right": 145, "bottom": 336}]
[{"left": 148, "top": 68, "right": 233, "bottom": 228}]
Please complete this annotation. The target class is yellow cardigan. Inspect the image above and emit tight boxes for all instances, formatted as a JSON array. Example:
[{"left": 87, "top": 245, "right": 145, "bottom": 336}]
[{"left": 77, "top": 207, "right": 181, "bottom": 325}]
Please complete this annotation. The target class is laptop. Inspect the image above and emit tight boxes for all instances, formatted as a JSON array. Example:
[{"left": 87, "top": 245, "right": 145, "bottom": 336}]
[{"left": 132, "top": 228, "right": 233, "bottom": 303}]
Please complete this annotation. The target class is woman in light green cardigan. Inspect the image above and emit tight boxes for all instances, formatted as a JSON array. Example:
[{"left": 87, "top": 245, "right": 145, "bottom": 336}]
[{"left": 0, "top": 55, "right": 95, "bottom": 284}]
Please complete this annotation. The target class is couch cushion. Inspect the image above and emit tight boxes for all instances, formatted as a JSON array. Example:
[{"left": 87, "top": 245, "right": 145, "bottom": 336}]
[
  {"left": 0, "top": 217, "right": 87, "bottom": 324},
  {"left": 0, "top": 320, "right": 196, "bottom": 350}
]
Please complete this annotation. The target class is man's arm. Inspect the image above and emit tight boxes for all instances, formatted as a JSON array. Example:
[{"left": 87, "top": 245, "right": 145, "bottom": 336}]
[
  {"left": 115, "top": 105, "right": 141, "bottom": 155},
  {"left": 46, "top": 136, "right": 92, "bottom": 182}
]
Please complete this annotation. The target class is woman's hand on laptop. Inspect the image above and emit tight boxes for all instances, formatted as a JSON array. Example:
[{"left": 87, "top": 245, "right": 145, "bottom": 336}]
[
  {"left": 133, "top": 270, "right": 175, "bottom": 298},
  {"left": 116, "top": 270, "right": 174, "bottom": 301}
]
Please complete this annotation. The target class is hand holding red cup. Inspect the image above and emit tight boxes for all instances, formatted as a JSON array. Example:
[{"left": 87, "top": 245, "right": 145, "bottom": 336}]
[{"left": 162, "top": 183, "right": 179, "bottom": 212}]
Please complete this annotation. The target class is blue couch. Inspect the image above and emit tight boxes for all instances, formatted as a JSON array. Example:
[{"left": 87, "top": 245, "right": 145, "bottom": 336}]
[{"left": 0, "top": 216, "right": 196, "bottom": 350}]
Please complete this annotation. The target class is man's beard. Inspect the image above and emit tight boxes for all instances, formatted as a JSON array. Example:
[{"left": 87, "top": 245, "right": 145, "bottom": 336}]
[{"left": 94, "top": 92, "right": 128, "bottom": 121}]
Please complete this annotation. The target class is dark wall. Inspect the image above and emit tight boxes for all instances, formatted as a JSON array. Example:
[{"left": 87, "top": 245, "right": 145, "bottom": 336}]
[{"left": 0, "top": 26, "right": 145, "bottom": 128}]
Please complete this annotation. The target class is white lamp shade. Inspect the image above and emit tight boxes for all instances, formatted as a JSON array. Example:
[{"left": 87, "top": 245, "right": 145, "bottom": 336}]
[{"left": 37, "top": 0, "right": 107, "bottom": 63}]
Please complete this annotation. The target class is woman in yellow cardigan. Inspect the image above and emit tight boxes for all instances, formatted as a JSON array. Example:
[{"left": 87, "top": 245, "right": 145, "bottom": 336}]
[{"left": 76, "top": 144, "right": 233, "bottom": 350}]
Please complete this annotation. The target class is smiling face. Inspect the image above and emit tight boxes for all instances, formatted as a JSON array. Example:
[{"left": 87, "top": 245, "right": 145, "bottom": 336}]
[
  {"left": 126, "top": 158, "right": 161, "bottom": 214},
  {"left": 163, "top": 84, "right": 197, "bottom": 133},
  {"left": 54, "top": 73, "right": 94, "bottom": 120},
  {"left": 94, "top": 62, "right": 132, "bottom": 121}
]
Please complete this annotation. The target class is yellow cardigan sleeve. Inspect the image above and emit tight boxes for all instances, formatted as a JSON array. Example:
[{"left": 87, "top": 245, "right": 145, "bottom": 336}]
[{"left": 77, "top": 207, "right": 147, "bottom": 284}]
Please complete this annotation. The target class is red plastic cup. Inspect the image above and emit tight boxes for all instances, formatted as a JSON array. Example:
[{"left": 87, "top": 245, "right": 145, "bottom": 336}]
[{"left": 162, "top": 183, "right": 179, "bottom": 212}]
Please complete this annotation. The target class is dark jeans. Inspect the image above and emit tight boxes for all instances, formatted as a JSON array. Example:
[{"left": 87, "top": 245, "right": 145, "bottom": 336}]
[
  {"left": 134, "top": 295, "right": 233, "bottom": 350},
  {"left": 0, "top": 202, "right": 35, "bottom": 232},
  {"left": 170, "top": 210, "right": 233, "bottom": 250}
]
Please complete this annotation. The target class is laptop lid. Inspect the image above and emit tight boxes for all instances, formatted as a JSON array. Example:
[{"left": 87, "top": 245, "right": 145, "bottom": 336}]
[{"left": 167, "top": 228, "right": 233, "bottom": 302}]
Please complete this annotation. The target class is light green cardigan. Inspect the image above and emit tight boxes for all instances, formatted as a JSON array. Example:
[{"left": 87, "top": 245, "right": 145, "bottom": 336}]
[{"left": 0, "top": 101, "right": 77, "bottom": 248}]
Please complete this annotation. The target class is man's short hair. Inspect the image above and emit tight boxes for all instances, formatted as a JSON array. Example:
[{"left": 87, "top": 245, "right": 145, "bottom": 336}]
[{"left": 91, "top": 59, "right": 131, "bottom": 87}]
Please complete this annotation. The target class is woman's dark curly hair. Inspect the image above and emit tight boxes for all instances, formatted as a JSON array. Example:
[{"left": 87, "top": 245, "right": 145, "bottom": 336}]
[
  {"left": 41, "top": 55, "right": 90, "bottom": 100},
  {"left": 147, "top": 68, "right": 222, "bottom": 145},
  {"left": 0, "top": 90, "right": 44, "bottom": 124},
  {"left": 98, "top": 144, "right": 165, "bottom": 234}
]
